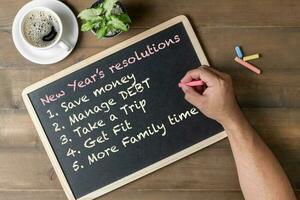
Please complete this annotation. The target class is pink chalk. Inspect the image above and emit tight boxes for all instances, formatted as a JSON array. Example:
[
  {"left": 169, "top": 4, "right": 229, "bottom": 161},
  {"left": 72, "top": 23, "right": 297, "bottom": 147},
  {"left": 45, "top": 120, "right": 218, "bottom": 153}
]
[
  {"left": 178, "top": 80, "right": 204, "bottom": 88},
  {"left": 234, "top": 57, "right": 261, "bottom": 75}
]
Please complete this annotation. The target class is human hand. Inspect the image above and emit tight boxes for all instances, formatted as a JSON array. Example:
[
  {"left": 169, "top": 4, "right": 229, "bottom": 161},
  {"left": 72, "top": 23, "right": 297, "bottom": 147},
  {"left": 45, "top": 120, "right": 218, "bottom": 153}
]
[{"left": 180, "top": 66, "right": 242, "bottom": 126}]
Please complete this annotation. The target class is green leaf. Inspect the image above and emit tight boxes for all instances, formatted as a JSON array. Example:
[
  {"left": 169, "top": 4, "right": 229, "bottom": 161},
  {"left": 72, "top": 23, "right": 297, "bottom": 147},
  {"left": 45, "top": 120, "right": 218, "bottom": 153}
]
[
  {"left": 96, "top": 7, "right": 104, "bottom": 16},
  {"left": 93, "top": 21, "right": 101, "bottom": 29},
  {"left": 78, "top": 8, "right": 103, "bottom": 21},
  {"left": 116, "top": 13, "right": 131, "bottom": 24},
  {"left": 108, "top": 15, "right": 128, "bottom": 31},
  {"left": 96, "top": 26, "right": 108, "bottom": 39},
  {"left": 103, "top": 0, "right": 118, "bottom": 16},
  {"left": 96, "top": 3, "right": 104, "bottom": 9},
  {"left": 106, "top": 24, "right": 117, "bottom": 35},
  {"left": 80, "top": 21, "right": 94, "bottom": 32}
]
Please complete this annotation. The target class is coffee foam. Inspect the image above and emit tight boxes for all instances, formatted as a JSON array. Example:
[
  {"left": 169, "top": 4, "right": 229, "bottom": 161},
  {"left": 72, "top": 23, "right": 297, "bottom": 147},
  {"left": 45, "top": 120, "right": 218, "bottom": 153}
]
[{"left": 23, "top": 9, "right": 60, "bottom": 48}]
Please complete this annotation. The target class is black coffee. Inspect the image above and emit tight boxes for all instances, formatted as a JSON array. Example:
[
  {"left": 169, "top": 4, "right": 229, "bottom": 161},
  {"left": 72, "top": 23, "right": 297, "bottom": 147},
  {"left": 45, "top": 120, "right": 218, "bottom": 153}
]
[{"left": 22, "top": 9, "right": 60, "bottom": 48}]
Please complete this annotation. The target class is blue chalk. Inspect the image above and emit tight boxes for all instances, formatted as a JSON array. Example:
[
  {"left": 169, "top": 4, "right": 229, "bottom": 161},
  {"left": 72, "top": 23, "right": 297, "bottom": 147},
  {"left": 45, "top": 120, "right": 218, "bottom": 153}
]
[{"left": 235, "top": 46, "right": 243, "bottom": 58}]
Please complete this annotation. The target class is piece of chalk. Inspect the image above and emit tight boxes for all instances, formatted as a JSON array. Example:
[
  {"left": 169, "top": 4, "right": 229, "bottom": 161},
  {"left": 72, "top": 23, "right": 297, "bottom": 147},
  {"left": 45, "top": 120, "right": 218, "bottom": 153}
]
[
  {"left": 234, "top": 57, "right": 261, "bottom": 74},
  {"left": 235, "top": 46, "right": 244, "bottom": 58},
  {"left": 243, "top": 54, "right": 260, "bottom": 61},
  {"left": 178, "top": 80, "right": 204, "bottom": 88}
]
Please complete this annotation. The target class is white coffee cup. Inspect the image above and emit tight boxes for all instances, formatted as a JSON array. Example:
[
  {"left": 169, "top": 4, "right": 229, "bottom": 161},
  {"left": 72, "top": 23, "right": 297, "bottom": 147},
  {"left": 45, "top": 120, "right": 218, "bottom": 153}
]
[{"left": 20, "top": 7, "right": 71, "bottom": 51}]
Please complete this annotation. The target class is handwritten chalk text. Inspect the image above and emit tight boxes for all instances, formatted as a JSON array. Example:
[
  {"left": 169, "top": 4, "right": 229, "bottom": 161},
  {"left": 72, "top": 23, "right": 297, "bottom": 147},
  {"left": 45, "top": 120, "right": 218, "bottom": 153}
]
[
  {"left": 40, "top": 90, "right": 65, "bottom": 106},
  {"left": 68, "top": 98, "right": 117, "bottom": 126},
  {"left": 67, "top": 68, "right": 105, "bottom": 92},
  {"left": 93, "top": 74, "right": 136, "bottom": 97},
  {"left": 109, "top": 34, "right": 181, "bottom": 74},
  {"left": 121, "top": 123, "right": 167, "bottom": 148}
]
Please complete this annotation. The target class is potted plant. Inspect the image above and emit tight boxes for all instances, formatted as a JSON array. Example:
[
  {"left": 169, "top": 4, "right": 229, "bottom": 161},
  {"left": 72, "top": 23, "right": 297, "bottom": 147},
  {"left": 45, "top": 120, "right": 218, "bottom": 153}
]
[{"left": 78, "top": 0, "right": 131, "bottom": 39}]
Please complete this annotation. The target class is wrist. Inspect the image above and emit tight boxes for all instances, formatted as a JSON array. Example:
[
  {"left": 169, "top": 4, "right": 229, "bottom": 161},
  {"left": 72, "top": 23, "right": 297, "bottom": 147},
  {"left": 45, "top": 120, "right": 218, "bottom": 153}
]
[{"left": 219, "top": 107, "right": 246, "bottom": 130}]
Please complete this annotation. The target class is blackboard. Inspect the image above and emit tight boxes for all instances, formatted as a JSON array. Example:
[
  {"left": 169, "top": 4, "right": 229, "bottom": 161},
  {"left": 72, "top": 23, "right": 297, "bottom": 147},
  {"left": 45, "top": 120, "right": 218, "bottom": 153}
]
[{"left": 22, "top": 16, "right": 226, "bottom": 200}]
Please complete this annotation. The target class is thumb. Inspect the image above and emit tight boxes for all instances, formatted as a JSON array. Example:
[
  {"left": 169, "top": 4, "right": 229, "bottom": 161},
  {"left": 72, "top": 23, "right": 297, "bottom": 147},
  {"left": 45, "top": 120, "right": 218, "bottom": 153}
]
[{"left": 181, "top": 85, "right": 205, "bottom": 108}]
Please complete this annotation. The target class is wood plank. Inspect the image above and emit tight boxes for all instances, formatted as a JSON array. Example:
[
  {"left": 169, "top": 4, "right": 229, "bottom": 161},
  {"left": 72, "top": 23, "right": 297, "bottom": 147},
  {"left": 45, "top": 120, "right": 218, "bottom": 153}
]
[
  {"left": 0, "top": 190, "right": 245, "bottom": 200},
  {"left": 0, "top": 110, "right": 37, "bottom": 147},
  {"left": 0, "top": 67, "right": 299, "bottom": 110},
  {"left": 198, "top": 27, "right": 300, "bottom": 70},
  {"left": 0, "top": 147, "right": 240, "bottom": 190},
  {"left": 0, "top": 191, "right": 66, "bottom": 200},
  {"left": 1, "top": 0, "right": 300, "bottom": 30},
  {"left": 1, "top": 108, "right": 299, "bottom": 190},
  {"left": 0, "top": 146, "right": 299, "bottom": 191},
  {"left": 2, "top": 0, "right": 299, "bottom": 199},
  {"left": 0, "top": 28, "right": 143, "bottom": 69},
  {"left": 1, "top": 108, "right": 300, "bottom": 148},
  {"left": 0, "top": 190, "right": 299, "bottom": 200},
  {"left": 1, "top": 27, "right": 300, "bottom": 69},
  {"left": 1, "top": 108, "right": 300, "bottom": 189},
  {"left": 234, "top": 75, "right": 300, "bottom": 108}
]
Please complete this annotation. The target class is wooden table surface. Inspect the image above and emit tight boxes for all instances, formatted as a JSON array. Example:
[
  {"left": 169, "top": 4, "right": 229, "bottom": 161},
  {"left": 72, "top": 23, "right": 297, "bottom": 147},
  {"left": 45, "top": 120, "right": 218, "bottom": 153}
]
[{"left": 1, "top": 0, "right": 300, "bottom": 199}]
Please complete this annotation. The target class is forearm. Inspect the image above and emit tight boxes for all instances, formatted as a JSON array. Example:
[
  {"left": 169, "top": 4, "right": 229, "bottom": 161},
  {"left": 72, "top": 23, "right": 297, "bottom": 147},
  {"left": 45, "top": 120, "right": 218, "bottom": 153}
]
[
  {"left": 180, "top": 67, "right": 296, "bottom": 199},
  {"left": 222, "top": 110, "right": 296, "bottom": 200}
]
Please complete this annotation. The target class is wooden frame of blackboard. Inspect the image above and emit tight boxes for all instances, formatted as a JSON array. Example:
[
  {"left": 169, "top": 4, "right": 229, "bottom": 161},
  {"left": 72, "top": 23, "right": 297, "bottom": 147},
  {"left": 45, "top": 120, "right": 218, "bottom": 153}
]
[{"left": 22, "top": 15, "right": 227, "bottom": 200}]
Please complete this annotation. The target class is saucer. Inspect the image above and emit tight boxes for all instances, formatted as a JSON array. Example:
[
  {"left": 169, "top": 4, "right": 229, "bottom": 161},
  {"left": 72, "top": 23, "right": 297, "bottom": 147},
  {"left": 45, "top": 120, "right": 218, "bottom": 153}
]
[{"left": 12, "top": 0, "right": 79, "bottom": 65}]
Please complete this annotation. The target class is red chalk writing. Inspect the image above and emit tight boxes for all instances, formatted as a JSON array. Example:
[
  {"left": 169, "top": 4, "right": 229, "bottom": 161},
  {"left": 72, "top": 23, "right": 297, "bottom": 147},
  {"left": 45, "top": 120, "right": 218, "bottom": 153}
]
[{"left": 40, "top": 90, "right": 66, "bottom": 106}]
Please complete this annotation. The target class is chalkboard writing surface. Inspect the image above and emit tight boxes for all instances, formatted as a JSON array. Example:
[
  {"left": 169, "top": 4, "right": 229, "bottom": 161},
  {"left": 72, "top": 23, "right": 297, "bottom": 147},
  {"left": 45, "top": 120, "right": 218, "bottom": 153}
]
[{"left": 22, "top": 16, "right": 226, "bottom": 200}]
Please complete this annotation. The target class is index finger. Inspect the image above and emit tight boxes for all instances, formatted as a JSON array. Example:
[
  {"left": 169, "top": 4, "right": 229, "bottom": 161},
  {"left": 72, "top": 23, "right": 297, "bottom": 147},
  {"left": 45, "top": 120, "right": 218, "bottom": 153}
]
[{"left": 180, "top": 66, "right": 219, "bottom": 87}]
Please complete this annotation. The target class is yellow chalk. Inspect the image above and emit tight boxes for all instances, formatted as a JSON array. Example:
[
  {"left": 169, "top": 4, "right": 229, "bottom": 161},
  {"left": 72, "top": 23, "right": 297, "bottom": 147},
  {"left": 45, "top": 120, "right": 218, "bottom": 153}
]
[{"left": 243, "top": 54, "right": 260, "bottom": 61}]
